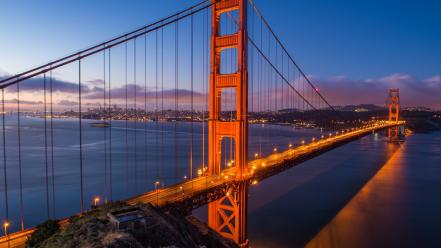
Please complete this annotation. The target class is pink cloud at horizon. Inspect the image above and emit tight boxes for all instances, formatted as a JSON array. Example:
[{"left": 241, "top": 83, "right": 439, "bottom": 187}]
[{"left": 309, "top": 73, "right": 441, "bottom": 110}]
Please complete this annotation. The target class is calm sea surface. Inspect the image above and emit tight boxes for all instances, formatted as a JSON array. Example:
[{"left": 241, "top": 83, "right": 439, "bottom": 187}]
[
  {"left": 1, "top": 117, "right": 440, "bottom": 248},
  {"left": 246, "top": 131, "right": 441, "bottom": 247}
]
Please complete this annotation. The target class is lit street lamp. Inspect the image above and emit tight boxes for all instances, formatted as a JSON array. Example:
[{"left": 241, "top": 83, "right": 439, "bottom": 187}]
[
  {"left": 155, "top": 181, "right": 160, "bottom": 205},
  {"left": 3, "top": 221, "right": 9, "bottom": 236},
  {"left": 93, "top": 196, "right": 100, "bottom": 207}
]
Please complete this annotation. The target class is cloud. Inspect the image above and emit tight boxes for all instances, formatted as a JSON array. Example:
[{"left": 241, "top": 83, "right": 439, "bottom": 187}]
[
  {"left": 84, "top": 83, "right": 205, "bottom": 101},
  {"left": 377, "top": 73, "right": 414, "bottom": 85},
  {"left": 1, "top": 76, "right": 90, "bottom": 94},
  {"left": 58, "top": 100, "right": 78, "bottom": 106},
  {"left": 4, "top": 99, "right": 43, "bottom": 105},
  {"left": 86, "top": 79, "right": 104, "bottom": 86},
  {"left": 312, "top": 73, "right": 441, "bottom": 109},
  {"left": 423, "top": 75, "right": 441, "bottom": 88}
]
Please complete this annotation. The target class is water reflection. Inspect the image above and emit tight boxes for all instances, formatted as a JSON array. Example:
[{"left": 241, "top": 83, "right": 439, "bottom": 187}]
[
  {"left": 306, "top": 132, "right": 441, "bottom": 248},
  {"left": 306, "top": 142, "right": 405, "bottom": 248},
  {"left": 247, "top": 134, "right": 398, "bottom": 247}
]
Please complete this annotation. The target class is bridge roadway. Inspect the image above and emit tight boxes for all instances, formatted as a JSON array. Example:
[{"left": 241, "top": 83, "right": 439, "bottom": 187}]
[{"left": 0, "top": 121, "right": 404, "bottom": 248}]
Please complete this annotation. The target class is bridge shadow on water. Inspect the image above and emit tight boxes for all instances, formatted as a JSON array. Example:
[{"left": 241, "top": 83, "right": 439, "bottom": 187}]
[
  {"left": 193, "top": 133, "right": 401, "bottom": 248},
  {"left": 245, "top": 134, "right": 400, "bottom": 248}
]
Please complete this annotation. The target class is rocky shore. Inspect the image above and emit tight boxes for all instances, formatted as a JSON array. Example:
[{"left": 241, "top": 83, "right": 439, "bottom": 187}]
[{"left": 26, "top": 202, "right": 238, "bottom": 248}]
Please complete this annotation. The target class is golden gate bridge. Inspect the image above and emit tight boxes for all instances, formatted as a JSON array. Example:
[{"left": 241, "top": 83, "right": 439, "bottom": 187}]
[{"left": 0, "top": 0, "right": 403, "bottom": 247}]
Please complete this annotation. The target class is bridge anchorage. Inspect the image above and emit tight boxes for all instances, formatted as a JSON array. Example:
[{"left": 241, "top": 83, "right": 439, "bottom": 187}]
[{"left": 0, "top": 0, "right": 406, "bottom": 247}]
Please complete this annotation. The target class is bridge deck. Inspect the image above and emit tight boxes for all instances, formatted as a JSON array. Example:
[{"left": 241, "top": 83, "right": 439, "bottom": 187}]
[{"left": 0, "top": 121, "right": 404, "bottom": 247}]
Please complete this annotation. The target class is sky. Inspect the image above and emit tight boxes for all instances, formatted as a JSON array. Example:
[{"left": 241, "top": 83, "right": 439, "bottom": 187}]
[{"left": 0, "top": 0, "right": 440, "bottom": 109}]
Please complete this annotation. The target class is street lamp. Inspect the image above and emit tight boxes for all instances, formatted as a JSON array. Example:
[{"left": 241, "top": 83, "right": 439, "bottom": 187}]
[
  {"left": 197, "top": 169, "right": 203, "bottom": 177},
  {"left": 155, "top": 181, "right": 160, "bottom": 205},
  {"left": 3, "top": 221, "right": 9, "bottom": 236},
  {"left": 254, "top": 153, "right": 259, "bottom": 159},
  {"left": 93, "top": 196, "right": 100, "bottom": 207},
  {"left": 273, "top": 147, "right": 277, "bottom": 153},
  {"left": 288, "top": 143, "right": 293, "bottom": 148}
]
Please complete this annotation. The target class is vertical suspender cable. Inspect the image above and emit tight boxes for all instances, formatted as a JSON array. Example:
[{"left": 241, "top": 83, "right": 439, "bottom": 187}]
[
  {"left": 50, "top": 71, "right": 55, "bottom": 217},
  {"left": 43, "top": 74, "right": 50, "bottom": 219},
  {"left": 17, "top": 80, "right": 24, "bottom": 230},
  {"left": 155, "top": 30, "right": 159, "bottom": 185},
  {"left": 190, "top": 14, "right": 194, "bottom": 180},
  {"left": 125, "top": 40, "right": 129, "bottom": 196},
  {"left": 108, "top": 49, "right": 113, "bottom": 201},
  {"left": 144, "top": 31, "right": 148, "bottom": 188},
  {"left": 1, "top": 88, "right": 8, "bottom": 224},
  {"left": 161, "top": 28, "right": 164, "bottom": 186},
  {"left": 79, "top": 59, "right": 84, "bottom": 213},
  {"left": 202, "top": 8, "right": 207, "bottom": 177},
  {"left": 175, "top": 21, "right": 179, "bottom": 185},
  {"left": 134, "top": 39, "right": 138, "bottom": 193},
  {"left": 103, "top": 50, "right": 108, "bottom": 202}
]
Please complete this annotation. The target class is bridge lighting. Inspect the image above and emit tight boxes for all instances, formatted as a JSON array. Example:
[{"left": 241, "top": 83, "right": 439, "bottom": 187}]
[
  {"left": 3, "top": 221, "right": 9, "bottom": 236},
  {"left": 273, "top": 147, "right": 277, "bottom": 152},
  {"left": 312, "top": 137, "right": 316, "bottom": 142},
  {"left": 183, "top": 175, "right": 187, "bottom": 180},
  {"left": 3, "top": 221, "right": 9, "bottom": 235},
  {"left": 288, "top": 143, "right": 293, "bottom": 148},
  {"left": 321, "top": 135, "right": 324, "bottom": 139},
  {"left": 329, "top": 133, "right": 332, "bottom": 137},
  {"left": 261, "top": 162, "right": 266, "bottom": 167},
  {"left": 301, "top": 140, "right": 305, "bottom": 145},
  {"left": 252, "top": 180, "right": 258, "bottom": 185},
  {"left": 93, "top": 196, "right": 100, "bottom": 207},
  {"left": 227, "top": 162, "right": 232, "bottom": 167},
  {"left": 197, "top": 169, "right": 203, "bottom": 176},
  {"left": 254, "top": 153, "right": 259, "bottom": 158},
  {"left": 154, "top": 181, "right": 160, "bottom": 191}
]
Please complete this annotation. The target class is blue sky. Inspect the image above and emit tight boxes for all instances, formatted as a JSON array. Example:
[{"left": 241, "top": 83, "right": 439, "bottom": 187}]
[{"left": 0, "top": 0, "right": 440, "bottom": 108}]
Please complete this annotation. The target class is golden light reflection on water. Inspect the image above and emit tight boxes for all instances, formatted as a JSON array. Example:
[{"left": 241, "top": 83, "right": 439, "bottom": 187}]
[{"left": 306, "top": 142, "right": 406, "bottom": 248}]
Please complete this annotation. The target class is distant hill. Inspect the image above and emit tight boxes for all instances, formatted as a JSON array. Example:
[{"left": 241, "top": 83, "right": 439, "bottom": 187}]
[{"left": 333, "top": 104, "right": 385, "bottom": 112}]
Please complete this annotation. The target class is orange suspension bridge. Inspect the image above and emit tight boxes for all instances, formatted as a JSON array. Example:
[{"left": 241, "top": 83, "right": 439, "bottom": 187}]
[{"left": 0, "top": 0, "right": 403, "bottom": 247}]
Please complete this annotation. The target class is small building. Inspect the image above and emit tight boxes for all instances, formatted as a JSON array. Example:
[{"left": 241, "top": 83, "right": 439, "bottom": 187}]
[{"left": 107, "top": 207, "right": 146, "bottom": 230}]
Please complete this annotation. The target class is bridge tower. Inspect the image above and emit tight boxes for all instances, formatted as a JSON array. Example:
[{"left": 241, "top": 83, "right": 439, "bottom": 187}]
[
  {"left": 208, "top": 0, "right": 249, "bottom": 247},
  {"left": 389, "top": 88, "right": 399, "bottom": 123},
  {"left": 388, "top": 88, "right": 401, "bottom": 139}
]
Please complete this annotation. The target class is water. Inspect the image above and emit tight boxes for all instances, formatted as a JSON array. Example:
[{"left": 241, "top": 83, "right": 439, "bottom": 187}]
[
  {"left": 0, "top": 116, "right": 318, "bottom": 232},
  {"left": 1, "top": 116, "right": 440, "bottom": 248},
  {"left": 247, "top": 132, "right": 441, "bottom": 247}
]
